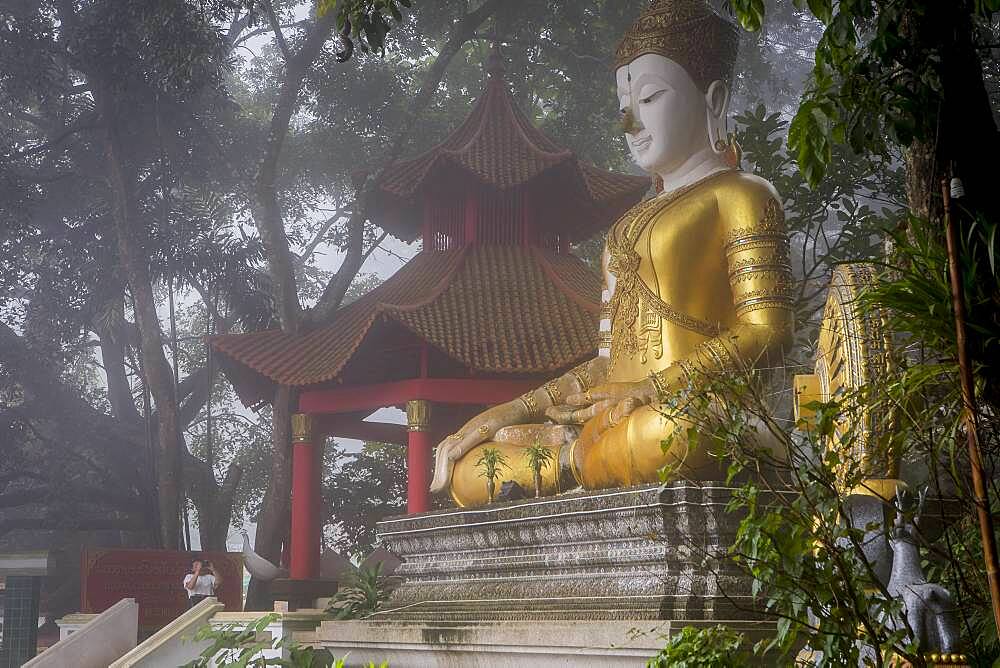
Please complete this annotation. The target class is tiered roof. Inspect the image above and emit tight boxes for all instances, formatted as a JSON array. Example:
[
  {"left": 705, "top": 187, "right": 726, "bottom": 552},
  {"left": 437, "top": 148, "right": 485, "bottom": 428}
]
[
  {"left": 213, "top": 247, "right": 600, "bottom": 406},
  {"left": 369, "top": 60, "right": 650, "bottom": 242}
]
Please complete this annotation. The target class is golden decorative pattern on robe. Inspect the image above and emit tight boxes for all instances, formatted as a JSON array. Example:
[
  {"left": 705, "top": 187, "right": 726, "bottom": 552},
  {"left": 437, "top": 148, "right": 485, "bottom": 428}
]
[{"left": 605, "top": 175, "right": 727, "bottom": 372}]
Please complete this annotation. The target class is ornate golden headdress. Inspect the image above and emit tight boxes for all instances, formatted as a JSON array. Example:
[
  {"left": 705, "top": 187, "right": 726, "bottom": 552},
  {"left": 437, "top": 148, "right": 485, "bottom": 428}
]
[{"left": 614, "top": 0, "right": 740, "bottom": 91}]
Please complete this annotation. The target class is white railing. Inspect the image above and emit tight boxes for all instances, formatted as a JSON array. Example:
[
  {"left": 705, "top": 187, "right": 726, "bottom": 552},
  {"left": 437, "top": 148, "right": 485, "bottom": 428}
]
[
  {"left": 109, "top": 596, "right": 224, "bottom": 667},
  {"left": 26, "top": 598, "right": 138, "bottom": 668}
]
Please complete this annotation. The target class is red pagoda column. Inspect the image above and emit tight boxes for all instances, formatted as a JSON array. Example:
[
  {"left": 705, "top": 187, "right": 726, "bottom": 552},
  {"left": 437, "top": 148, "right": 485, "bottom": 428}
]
[
  {"left": 406, "top": 400, "right": 433, "bottom": 514},
  {"left": 290, "top": 413, "right": 322, "bottom": 579}
]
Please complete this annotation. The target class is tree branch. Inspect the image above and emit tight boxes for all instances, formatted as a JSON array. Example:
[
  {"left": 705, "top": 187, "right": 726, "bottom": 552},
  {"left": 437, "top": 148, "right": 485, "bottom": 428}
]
[
  {"left": 295, "top": 207, "right": 352, "bottom": 268},
  {"left": 263, "top": 0, "right": 292, "bottom": 61},
  {"left": 253, "top": 8, "right": 338, "bottom": 332}
]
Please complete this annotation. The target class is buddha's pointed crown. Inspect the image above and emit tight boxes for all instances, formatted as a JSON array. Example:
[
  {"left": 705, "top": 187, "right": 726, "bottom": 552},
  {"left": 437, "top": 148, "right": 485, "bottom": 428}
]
[{"left": 614, "top": 0, "right": 740, "bottom": 91}]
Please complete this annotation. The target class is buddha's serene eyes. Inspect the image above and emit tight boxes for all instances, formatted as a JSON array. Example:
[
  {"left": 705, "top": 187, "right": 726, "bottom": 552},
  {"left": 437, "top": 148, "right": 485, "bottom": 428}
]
[{"left": 639, "top": 89, "right": 667, "bottom": 105}]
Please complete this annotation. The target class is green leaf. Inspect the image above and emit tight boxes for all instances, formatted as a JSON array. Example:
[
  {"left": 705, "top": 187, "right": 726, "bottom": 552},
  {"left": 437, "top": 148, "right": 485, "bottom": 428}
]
[{"left": 806, "top": 0, "right": 833, "bottom": 23}]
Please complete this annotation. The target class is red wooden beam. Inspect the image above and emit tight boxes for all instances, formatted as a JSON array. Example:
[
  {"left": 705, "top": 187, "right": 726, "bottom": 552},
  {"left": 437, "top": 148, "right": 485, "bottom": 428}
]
[{"left": 298, "top": 378, "right": 537, "bottom": 415}]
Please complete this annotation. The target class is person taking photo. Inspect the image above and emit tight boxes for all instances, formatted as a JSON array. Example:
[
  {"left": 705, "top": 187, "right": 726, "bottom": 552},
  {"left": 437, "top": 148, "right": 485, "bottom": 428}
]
[{"left": 183, "top": 558, "right": 221, "bottom": 607}]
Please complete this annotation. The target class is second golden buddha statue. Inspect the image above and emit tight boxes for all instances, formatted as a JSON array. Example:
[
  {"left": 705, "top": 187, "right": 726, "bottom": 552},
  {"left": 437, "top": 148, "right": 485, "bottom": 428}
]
[{"left": 430, "top": 0, "right": 795, "bottom": 507}]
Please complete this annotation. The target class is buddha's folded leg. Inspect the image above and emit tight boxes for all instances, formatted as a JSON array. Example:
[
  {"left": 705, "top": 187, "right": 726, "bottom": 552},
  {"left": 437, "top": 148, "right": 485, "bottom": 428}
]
[
  {"left": 573, "top": 403, "right": 721, "bottom": 490},
  {"left": 574, "top": 399, "right": 791, "bottom": 490}
]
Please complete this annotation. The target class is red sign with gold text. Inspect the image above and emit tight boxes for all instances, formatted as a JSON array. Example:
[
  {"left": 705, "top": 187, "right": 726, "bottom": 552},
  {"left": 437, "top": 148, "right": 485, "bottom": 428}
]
[{"left": 81, "top": 549, "right": 243, "bottom": 631}]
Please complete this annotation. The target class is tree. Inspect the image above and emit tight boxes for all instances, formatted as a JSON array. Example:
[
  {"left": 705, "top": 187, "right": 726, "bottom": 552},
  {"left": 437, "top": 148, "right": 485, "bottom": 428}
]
[
  {"left": 0, "top": 0, "right": 262, "bottom": 549},
  {"left": 323, "top": 441, "right": 406, "bottom": 558}
]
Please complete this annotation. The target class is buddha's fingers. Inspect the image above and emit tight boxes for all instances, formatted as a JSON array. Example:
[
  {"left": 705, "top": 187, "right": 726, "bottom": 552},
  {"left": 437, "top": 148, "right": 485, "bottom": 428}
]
[
  {"left": 567, "top": 383, "right": 633, "bottom": 407},
  {"left": 429, "top": 444, "right": 454, "bottom": 493},
  {"left": 613, "top": 397, "right": 643, "bottom": 422},
  {"left": 430, "top": 428, "right": 482, "bottom": 492},
  {"left": 570, "top": 399, "right": 616, "bottom": 424},
  {"left": 545, "top": 405, "right": 577, "bottom": 424}
]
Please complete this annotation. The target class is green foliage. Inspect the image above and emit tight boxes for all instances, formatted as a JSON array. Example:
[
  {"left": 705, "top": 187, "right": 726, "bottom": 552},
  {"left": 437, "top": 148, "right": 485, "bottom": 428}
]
[
  {"left": 474, "top": 446, "right": 508, "bottom": 481},
  {"left": 726, "top": 1, "right": 995, "bottom": 185},
  {"left": 323, "top": 441, "right": 406, "bottom": 558},
  {"left": 316, "top": 0, "right": 412, "bottom": 57},
  {"left": 325, "top": 562, "right": 392, "bottom": 620},
  {"left": 654, "top": 367, "right": 918, "bottom": 664},
  {"left": 523, "top": 442, "right": 555, "bottom": 496},
  {"left": 650, "top": 285, "right": 999, "bottom": 664},
  {"left": 182, "top": 613, "right": 362, "bottom": 667},
  {"left": 646, "top": 625, "right": 749, "bottom": 668},
  {"left": 926, "top": 511, "right": 1000, "bottom": 664},
  {"left": 475, "top": 446, "right": 508, "bottom": 501},
  {"left": 863, "top": 215, "right": 1000, "bottom": 406}
]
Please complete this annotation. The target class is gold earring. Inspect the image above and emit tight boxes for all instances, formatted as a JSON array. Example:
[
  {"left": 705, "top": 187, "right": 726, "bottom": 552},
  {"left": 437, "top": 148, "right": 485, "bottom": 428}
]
[
  {"left": 723, "top": 134, "right": 742, "bottom": 169},
  {"left": 714, "top": 126, "right": 741, "bottom": 169}
]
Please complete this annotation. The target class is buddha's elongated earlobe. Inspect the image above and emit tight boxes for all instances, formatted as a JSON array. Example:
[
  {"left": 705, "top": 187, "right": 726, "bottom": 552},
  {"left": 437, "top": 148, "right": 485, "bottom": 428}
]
[{"left": 705, "top": 80, "right": 739, "bottom": 168}]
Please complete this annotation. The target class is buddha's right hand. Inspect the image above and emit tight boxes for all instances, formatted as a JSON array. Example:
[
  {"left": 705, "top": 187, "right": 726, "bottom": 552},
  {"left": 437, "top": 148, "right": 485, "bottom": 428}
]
[{"left": 429, "top": 399, "right": 528, "bottom": 493}]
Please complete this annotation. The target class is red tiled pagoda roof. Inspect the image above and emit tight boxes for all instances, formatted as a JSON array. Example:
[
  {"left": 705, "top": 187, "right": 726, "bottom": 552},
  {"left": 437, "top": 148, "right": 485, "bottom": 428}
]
[
  {"left": 369, "top": 69, "right": 650, "bottom": 242},
  {"left": 211, "top": 246, "right": 600, "bottom": 406}
]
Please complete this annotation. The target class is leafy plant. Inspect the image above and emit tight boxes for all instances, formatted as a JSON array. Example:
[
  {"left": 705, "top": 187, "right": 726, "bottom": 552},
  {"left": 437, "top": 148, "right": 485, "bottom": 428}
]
[
  {"left": 474, "top": 446, "right": 509, "bottom": 503},
  {"left": 316, "top": 0, "right": 413, "bottom": 60},
  {"left": 523, "top": 442, "right": 554, "bottom": 498},
  {"left": 646, "top": 625, "right": 749, "bottom": 668},
  {"left": 182, "top": 613, "right": 377, "bottom": 667},
  {"left": 862, "top": 214, "right": 1000, "bottom": 407},
  {"left": 325, "top": 562, "right": 392, "bottom": 620},
  {"left": 727, "top": 1, "right": 998, "bottom": 187}
]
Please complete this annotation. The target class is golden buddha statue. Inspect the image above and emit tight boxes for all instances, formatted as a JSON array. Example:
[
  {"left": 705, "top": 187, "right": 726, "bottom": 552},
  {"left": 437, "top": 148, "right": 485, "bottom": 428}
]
[{"left": 430, "top": 0, "right": 795, "bottom": 507}]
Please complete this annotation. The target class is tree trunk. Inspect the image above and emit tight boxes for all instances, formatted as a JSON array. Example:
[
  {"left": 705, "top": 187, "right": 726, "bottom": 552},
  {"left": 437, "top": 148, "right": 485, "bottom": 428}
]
[
  {"left": 246, "top": 384, "right": 295, "bottom": 610},
  {"left": 185, "top": 452, "right": 243, "bottom": 552},
  {"left": 902, "top": 2, "right": 1000, "bottom": 224},
  {"left": 252, "top": 10, "right": 338, "bottom": 333},
  {"left": 97, "top": 85, "right": 183, "bottom": 550},
  {"left": 96, "top": 320, "right": 143, "bottom": 426},
  {"left": 242, "top": 11, "right": 335, "bottom": 608}
]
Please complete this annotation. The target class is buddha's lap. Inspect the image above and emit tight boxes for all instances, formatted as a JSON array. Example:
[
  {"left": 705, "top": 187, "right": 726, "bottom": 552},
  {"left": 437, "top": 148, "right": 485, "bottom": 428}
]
[{"left": 451, "top": 403, "right": 723, "bottom": 500}]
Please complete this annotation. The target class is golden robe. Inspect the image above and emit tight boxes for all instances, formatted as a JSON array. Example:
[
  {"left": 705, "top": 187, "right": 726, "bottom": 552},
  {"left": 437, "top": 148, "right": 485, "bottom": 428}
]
[{"left": 450, "top": 170, "right": 794, "bottom": 506}]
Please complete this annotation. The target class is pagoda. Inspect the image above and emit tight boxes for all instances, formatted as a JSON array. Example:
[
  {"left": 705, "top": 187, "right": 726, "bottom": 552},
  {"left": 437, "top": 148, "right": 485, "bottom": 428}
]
[{"left": 211, "top": 55, "right": 649, "bottom": 580}]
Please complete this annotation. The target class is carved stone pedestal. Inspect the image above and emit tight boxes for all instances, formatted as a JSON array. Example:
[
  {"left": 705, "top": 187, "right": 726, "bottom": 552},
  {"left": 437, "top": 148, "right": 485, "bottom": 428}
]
[
  {"left": 304, "top": 483, "right": 780, "bottom": 666},
  {"left": 373, "top": 481, "right": 775, "bottom": 622}
]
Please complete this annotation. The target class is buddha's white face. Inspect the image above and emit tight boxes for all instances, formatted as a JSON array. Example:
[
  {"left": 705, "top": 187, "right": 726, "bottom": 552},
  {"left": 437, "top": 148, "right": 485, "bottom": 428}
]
[{"left": 616, "top": 54, "right": 714, "bottom": 175}]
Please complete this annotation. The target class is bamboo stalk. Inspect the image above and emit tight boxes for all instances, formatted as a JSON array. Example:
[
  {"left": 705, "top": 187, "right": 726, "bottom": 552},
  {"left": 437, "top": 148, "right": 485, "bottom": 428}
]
[{"left": 941, "top": 178, "right": 1000, "bottom": 633}]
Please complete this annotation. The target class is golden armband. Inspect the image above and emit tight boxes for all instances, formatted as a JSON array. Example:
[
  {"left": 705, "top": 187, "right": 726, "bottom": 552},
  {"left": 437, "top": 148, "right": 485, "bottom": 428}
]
[
  {"left": 649, "top": 369, "right": 671, "bottom": 398},
  {"left": 567, "top": 361, "right": 593, "bottom": 393},
  {"left": 518, "top": 391, "right": 541, "bottom": 419},
  {"left": 543, "top": 380, "right": 563, "bottom": 406},
  {"left": 724, "top": 199, "right": 795, "bottom": 319}
]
